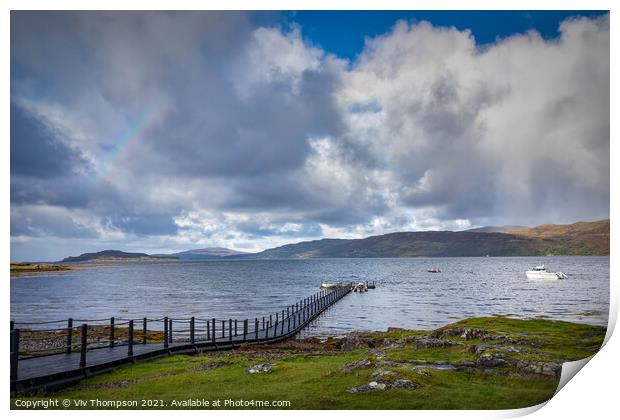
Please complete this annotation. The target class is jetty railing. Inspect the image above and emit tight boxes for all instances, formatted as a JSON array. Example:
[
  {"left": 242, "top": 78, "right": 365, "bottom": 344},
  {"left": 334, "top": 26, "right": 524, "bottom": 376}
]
[{"left": 10, "top": 284, "right": 352, "bottom": 384}]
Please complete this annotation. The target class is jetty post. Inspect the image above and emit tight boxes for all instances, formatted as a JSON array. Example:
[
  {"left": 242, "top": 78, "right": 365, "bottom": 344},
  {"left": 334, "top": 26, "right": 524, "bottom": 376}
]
[
  {"left": 143, "top": 317, "right": 147, "bottom": 344},
  {"left": 163, "top": 317, "right": 168, "bottom": 349},
  {"left": 109, "top": 317, "right": 115, "bottom": 348},
  {"left": 128, "top": 320, "right": 134, "bottom": 357},
  {"left": 190, "top": 317, "right": 195, "bottom": 345},
  {"left": 228, "top": 319, "right": 232, "bottom": 343},
  {"left": 10, "top": 328, "right": 19, "bottom": 380},
  {"left": 254, "top": 318, "right": 258, "bottom": 339},
  {"left": 79, "top": 324, "right": 87, "bottom": 368},
  {"left": 66, "top": 318, "right": 73, "bottom": 353}
]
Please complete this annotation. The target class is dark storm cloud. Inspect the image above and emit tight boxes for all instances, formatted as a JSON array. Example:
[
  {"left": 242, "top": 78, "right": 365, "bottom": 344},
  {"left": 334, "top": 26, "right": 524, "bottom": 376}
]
[
  {"left": 10, "top": 101, "right": 91, "bottom": 178},
  {"left": 153, "top": 68, "right": 343, "bottom": 178},
  {"left": 10, "top": 11, "right": 346, "bottom": 250}
]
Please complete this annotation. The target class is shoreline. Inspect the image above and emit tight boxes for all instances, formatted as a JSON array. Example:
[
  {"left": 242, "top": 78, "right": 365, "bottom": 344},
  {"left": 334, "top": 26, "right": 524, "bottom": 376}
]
[{"left": 9, "top": 263, "right": 109, "bottom": 277}]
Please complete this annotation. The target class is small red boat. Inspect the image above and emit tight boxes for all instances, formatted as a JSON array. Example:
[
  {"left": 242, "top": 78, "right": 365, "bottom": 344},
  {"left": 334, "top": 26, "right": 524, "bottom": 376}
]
[{"left": 428, "top": 267, "right": 441, "bottom": 273}]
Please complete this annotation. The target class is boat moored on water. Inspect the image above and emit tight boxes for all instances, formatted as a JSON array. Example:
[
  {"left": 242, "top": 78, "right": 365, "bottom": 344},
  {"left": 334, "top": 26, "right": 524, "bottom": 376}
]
[
  {"left": 525, "top": 264, "right": 567, "bottom": 280},
  {"left": 353, "top": 282, "right": 368, "bottom": 293},
  {"left": 428, "top": 267, "right": 441, "bottom": 273}
]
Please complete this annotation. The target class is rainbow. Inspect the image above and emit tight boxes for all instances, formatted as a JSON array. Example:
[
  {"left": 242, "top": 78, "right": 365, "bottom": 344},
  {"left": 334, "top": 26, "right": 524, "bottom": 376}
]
[{"left": 97, "top": 100, "right": 169, "bottom": 180}]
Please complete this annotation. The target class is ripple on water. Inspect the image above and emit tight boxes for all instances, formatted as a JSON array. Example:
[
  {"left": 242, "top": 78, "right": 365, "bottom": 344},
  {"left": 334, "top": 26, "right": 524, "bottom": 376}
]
[{"left": 10, "top": 257, "right": 610, "bottom": 333}]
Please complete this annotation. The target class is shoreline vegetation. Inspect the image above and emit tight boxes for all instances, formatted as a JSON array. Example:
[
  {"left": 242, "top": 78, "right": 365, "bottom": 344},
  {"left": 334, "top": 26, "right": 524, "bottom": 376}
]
[
  {"left": 11, "top": 263, "right": 76, "bottom": 274},
  {"left": 9, "top": 263, "right": 109, "bottom": 276},
  {"left": 11, "top": 261, "right": 119, "bottom": 277},
  {"left": 12, "top": 316, "right": 605, "bottom": 409}
]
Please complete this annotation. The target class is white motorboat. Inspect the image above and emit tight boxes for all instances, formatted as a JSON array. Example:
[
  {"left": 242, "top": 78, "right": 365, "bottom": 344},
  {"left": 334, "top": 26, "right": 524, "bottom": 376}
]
[
  {"left": 353, "top": 282, "right": 368, "bottom": 293},
  {"left": 525, "top": 264, "right": 567, "bottom": 280}
]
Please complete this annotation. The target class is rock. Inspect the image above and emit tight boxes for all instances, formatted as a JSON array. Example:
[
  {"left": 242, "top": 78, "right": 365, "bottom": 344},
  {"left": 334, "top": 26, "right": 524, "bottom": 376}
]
[
  {"left": 323, "top": 337, "right": 345, "bottom": 350},
  {"left": 347, "top": 381, "right": 387, "bottom": 393},
  {"left": 430, "top": 327, "right": 488, "bottom": 340},
  {"left": 408, "top": 336, "right": 461, "bottom": 349},
  {"left": 382, "top": 338, "right": 405, "bottom": 349},
  {"left": 387, "top": 327, "right": 408, "bottom": 333},
  {"left": 542, "top": 363, "right": 562, "bottom": 377},
  {"left": 246, "top": 363, "right": 274, "bottom": 374},
  {"left": 409, "top": 362, "right": 456, "bottom": 371},
  {"left": 460, "top": 328, "right": 488, "bottom": 340},
  {"left": 390, "top": 379, "right": 420, "bottom": 390},
  {"left": 476, "top": 352, "right": 507, "bottom": 368},
  {"left": 369, "top": 381, "right": 387, "bottom": 390},
  {"left": 341, "top": 336, "right": 366, "bottom": 351},
  {"left": 411, "top": 367, "right": 432, "bottom": 376},
  {"left": 516, "top": 360, "right": 562, "bottom": 377},
  {"left": 375, "top": 360, "right": 403, "bottom": 368},
  {"left": 364, "top": 337, "right": 382, "bottom": 348},
  {"left": 455, "top": 360, "right": 476, "bottom": 368},
  {"left": 341, "top": 359, "right": 373, "bottom": 371},
  {"left": 347, "top": 384, "right": 372, "bottom": 394},
  {"left": 371, "top": 351, "right": 387, "bottom": 359},
  {"left": 371, "top": 369, "right": 395, "bottom": 380},
  {"left": 469, "top": 344, "right": 523, "bottom": 355},
  {"left": 347, "top": 379, "right": 420, "bottom": 394}
]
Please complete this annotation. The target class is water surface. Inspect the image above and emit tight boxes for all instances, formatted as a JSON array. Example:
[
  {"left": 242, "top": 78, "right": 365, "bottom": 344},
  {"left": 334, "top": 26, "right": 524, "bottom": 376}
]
[{"left": 10, "top": 257, "right": 609, "bottom": 334}]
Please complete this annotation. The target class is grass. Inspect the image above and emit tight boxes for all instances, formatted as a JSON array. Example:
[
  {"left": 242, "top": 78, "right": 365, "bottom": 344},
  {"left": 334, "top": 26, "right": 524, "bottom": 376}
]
[
  {"left": 11, "top": 317, "right": 605, "bottom": 410},
  {"left": 10, "top": 263, "right": 73, "bottom": 273}
]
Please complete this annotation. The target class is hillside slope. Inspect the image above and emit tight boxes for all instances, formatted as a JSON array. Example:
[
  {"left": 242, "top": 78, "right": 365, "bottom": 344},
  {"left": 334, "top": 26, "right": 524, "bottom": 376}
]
[
  {"left": 61, "top": 250, "right": 177, "bottom": 262},
  {"left": 250, "top": 220, "right": 609, "bottom": 258}
]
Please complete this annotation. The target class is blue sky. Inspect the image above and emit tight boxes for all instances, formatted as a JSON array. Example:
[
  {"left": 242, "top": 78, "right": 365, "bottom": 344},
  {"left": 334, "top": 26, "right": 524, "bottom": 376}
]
[
  {"left": 286, "top": 10, "right": 608, "bottom": 59},
  {"left": 10, "top": 11, "right": 610, "bottom": 261}
]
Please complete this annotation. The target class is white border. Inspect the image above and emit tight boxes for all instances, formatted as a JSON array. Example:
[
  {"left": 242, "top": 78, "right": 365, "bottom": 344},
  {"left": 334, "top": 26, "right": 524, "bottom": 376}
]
[{"left": 3, "top": 1, "right": 616, "bottom": 419}]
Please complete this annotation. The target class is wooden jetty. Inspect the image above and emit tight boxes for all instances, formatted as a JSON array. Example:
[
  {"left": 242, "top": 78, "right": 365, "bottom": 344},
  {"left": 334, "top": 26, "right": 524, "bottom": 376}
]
[{"left": 10, "top": 285, "right": 351, "bottom": 394}]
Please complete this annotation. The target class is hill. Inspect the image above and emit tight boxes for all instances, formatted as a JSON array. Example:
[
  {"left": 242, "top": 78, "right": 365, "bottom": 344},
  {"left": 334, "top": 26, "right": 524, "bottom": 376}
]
[
  {"left": 249, "top": 219, "right": 609, "bottom": 259},
  {"left": 468, "top": 219, "right": 610, "bottom": 256},
  {"left": 61, "top": 250, "right": 178, "bottom": 263},
  {"left": 170, "top": 248, "right": 247, "bottom": 260},
  {"left": 154, "top": 247, "right": 249, "bottom": 260}
]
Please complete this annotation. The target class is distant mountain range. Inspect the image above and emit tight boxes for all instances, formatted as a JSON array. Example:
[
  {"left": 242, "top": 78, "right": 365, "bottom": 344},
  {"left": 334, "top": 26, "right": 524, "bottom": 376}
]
[
  {"left": 59, "top": 219, "right": 609, "bottom": 262},
  {"left": 245, "top": 219, "right": 609, "bottom": 258},
  {"left": 61, "top": 250, "right": 177, "bottom": 263},
  {"left": 61, "top": 247, "right": 248, "bottom": 263},
  {"left": 154, "top": 247, "right": 250, "bottom": 260}
]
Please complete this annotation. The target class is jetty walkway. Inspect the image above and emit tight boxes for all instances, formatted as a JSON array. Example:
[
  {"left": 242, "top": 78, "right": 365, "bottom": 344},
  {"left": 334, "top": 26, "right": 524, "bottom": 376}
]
[{"left": 11, "top": 284, "right": 351, "bottom": 394}]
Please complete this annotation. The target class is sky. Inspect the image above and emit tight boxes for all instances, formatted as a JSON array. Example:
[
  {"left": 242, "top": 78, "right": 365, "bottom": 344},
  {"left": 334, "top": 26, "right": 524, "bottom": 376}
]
[{"left": 10, "top": 10, "right": 610, "bottom": 261}]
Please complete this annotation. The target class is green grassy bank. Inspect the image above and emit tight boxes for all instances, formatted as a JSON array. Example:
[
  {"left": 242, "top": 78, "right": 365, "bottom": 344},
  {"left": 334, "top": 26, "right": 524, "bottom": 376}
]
[{"left": 11, "top": 317, "right": 606, "bottom": 410}]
